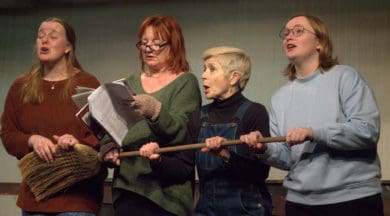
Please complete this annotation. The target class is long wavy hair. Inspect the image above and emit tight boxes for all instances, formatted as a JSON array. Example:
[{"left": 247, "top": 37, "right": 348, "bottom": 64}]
[
  {"left": 137, "top": 14, "right": 189, "bottom": 74},
  {"left": 283, "top": 14, "right": 339, "bottom": 80},
  {"left": 21, "top": 17, "right": 82, "bottom": 104}
]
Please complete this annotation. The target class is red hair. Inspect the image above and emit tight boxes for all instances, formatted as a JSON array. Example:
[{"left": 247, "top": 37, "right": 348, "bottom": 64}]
[{"left": 137, "top": 14, "right": 189, "bottom": 73}]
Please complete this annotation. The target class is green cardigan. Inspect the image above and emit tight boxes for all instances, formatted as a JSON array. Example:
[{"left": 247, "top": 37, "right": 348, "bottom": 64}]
[{"left": 112, "top": 72, "right": 200, "bottom": 216}]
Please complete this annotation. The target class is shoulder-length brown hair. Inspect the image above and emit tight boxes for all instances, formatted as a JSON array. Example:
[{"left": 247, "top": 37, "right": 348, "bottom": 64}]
[
  {"left": 283, "top": 14, "right": 339, "bottom": 80},
  {"left": 137, "top": 14, "right": 189, "bottom": 73},
  {"left": 21, "top": 17, "right": 82, "bottom": 104}
]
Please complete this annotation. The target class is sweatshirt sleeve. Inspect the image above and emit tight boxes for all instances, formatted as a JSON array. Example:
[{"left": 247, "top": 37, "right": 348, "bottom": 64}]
[
  {"left": 258, "top": 101, "right": 292, "bottom": 171},
  {"left": 313, "top": 67, "right": 380, "bottom": 150}
]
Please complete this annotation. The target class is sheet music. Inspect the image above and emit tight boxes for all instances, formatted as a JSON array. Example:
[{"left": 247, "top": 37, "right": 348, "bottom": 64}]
[{"left": 87, "top": 79, "right": 143, "bottom": 145}]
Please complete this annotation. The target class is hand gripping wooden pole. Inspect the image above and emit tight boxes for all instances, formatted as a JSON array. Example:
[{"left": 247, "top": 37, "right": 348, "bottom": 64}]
[{"left": 119, "top": 136, "right": 286, "bottom": 158}]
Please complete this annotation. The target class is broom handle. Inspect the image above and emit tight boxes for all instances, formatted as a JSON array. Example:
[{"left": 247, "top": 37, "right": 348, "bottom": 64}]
[{"left": 118, "top": 136, "right": 286, "bottom": 158}]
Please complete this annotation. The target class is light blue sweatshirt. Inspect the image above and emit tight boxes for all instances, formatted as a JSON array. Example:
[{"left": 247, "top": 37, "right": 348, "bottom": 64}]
[{"left": 261, "top": 65, "right": 381, "bottom": 205}]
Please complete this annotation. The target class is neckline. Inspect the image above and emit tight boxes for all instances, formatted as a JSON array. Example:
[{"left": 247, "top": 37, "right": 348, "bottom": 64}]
[
  {"left": 43, "top": 78, "right": 67, "bottom": 90},
  {"left": 140, "top": 72, "right": 187, "bottom": 94}
]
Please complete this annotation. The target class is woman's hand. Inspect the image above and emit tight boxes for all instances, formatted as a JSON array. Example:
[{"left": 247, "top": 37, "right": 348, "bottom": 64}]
[
  {"left": 140, "top": 142, "right": 161, "bottom": 162},
  {"left": 124, "top": 94, "right": 162, "bottom": 121},
  {"left": 240, "top": 131, "right": 267, "bottom": 152},
  {"left": 286, "top": 127, "right": 313, "bottom": 147},
  {"left": 28, "top": 134, "right": 56, "bottom": 162},
  {"left": 53, "top": 134, "right": 79, "bottom": 151},
  {"left": 102, "top": 148, "right": 121, "bottom": 166},
  {"left": 201, "top": 136, "right": 231, "bottom": 161}
]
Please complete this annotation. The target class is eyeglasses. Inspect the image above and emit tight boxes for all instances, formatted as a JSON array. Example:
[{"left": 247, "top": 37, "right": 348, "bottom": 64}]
[
  {"left": 136, "top": 41, "right": 168, "bottom": 51},
  {"left": 278, "top": 26, "right": 316, "bottom": 39}
]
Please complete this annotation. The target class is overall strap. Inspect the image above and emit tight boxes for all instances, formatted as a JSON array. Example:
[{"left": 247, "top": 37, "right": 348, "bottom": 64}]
[
  {"left": 233, "top": 99, "right": 252, "bottom": 121},
  {"left": 200, "top": 103, "right": 212, "bottom": 120}
]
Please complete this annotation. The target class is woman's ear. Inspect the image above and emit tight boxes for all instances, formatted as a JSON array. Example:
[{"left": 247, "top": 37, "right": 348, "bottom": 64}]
[
  {"left": 229, "top": 71, "right": 241, "bottom": 86},
  {"left": 65, "top": 44, "right": 72, "bottom": 54},
  {"left": 316, "top": 39, "right": 322, "bottom": 52}
]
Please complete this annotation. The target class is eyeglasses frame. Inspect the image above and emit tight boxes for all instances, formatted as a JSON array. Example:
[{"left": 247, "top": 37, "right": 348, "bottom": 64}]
[
  {"left": 136, "top": 41, "right": 168, "bottom": 51},
  {"left": 279, "top": 26, "right": 316, "bottom": 40}
]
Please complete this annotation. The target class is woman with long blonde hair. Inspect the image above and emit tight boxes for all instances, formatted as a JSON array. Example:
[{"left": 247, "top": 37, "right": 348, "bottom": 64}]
[{"left": 1, "top": 17, "right": 107, "bottom": 216}]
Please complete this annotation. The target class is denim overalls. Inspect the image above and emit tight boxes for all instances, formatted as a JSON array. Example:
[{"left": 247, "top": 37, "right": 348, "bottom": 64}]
[{"left": 195, "top": 100, "right": 271, "bottom": 216}]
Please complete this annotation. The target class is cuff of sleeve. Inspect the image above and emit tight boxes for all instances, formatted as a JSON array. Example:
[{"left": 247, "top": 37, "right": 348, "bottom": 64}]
[
  {"left": 312, "top": 126, "right": 327, "bottom": 146},
  {"left": 150, "top": 156, "right": 163, "bottom": 170},
  {"left": 255, "top": 145, "right": 271, "bottom": 160},
  {"left": 150, "top": 101, "right": 162, "bottom": 122},
  {"left": 223, "top": 151, "right": 236, "bottom": 164},
  {"left": 99, "top": 142, "right": 120, "bottom": 158}
]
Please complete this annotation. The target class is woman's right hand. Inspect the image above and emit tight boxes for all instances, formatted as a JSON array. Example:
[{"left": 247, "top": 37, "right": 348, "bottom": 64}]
[
  {"left": 102, "top": 148, "right": 121, "bottom": 166},
  {"left": 28, "top": 134, "right": 56, "bottom": 162},
  {"left": 139, "top": 142, "right": 161, "bottom": 162},
  {"left": 240, "top": 131, "right": 267, "bottom": 152}
]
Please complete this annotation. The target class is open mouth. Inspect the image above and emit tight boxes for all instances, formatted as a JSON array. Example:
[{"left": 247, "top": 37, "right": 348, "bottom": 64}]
[
  {"left": 40, "top": 47, "right": 49, "bottom": 54},
  {"left": 286, "top": 44, "right": 296, "bottom": 51},
  {"left": 203, "top": 85, "right": 210, "bottom": 93}
]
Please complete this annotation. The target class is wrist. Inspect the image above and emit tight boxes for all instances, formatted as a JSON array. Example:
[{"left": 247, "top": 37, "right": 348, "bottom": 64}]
[
  {"left": 150, "top": 101, "right": 162, "bottom": 121},
  {"left": 220, "top": 150, "right": 231, "bottom": 163},
  {"left": 28, "top": 135, "right": 37, "bottom": 149},
  {"left": 256, "top": 144, "right": 268, "bottom": 154}
]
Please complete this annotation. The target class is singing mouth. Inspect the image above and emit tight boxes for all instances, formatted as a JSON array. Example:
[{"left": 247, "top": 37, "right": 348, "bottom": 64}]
[{"left": 40, "top": 47, "right": 49, "bottom": 54}]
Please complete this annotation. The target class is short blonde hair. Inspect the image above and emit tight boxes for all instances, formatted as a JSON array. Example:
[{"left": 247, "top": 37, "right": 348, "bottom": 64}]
[{"left": 202, "top": 46, "right": 251, "bottom": 91}]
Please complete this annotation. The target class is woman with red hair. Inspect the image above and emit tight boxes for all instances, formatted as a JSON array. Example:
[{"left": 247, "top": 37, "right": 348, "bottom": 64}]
[{"left": 100, "top": 14, "right": 201, "bottom": 216}]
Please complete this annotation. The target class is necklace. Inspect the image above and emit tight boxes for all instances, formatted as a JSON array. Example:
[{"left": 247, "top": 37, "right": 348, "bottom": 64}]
[{"left": 50, "top": 81, "right": 57, "bottom": 90}]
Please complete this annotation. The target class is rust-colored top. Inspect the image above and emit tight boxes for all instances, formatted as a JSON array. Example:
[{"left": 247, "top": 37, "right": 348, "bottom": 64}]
[{"left": 0, "top": 71, "right": 107, "bottom": 214}]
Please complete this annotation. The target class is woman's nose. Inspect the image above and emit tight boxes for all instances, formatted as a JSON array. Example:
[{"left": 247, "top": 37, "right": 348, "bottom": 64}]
[{"left": 41, "top": 36, "right": 49, "bottom": 43}]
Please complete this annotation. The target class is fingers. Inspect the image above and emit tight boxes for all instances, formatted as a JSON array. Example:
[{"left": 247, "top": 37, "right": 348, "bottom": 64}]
[
  {"left": 113, "top": 149, "right": 120, "bottom": 166},
  {"left": 140, "top": 142, "right": 159, "bottom": 158},
  {"left": 149, "top": 154, "right": 161, "bottom": 161},
  {"left": 202, "top": 136, "right": 225, "bottom": 153},
  {"left": 286, "top": 127, "right": 313, "bottom": 147},
  {"left": 38, "top": 144, "right": 54, "bottom": 162},
  {"left": 103, "top": 148, "right": 121, "bottom": 166},
  {"left": 54, "top": 134, "right": 79, "bottom": 151},
  {"left": 240, "top": 131, "right": 260, "bottom": 146},
  {"left": 240, "top": 131, "right": 266, "bottom": 151},
  {"left": 122, "top": 99, "right": 134, "bottom": 106},
  {"left": 127, "top": 95, "right": 140, "bottom": 108},
  {"left": 30, "top": 135, "right": 56, "bottom": 162}
]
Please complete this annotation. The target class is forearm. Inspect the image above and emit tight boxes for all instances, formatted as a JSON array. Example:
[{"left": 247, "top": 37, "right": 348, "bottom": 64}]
[
  {"left": 150, "top": 150, "right": 195, "bottom": 183},
  {"left": 1, "top": 131, "right": 31, "bottom": 159},
  {"left": 225, "top": 152, "right": 270, "bottom": 180}
]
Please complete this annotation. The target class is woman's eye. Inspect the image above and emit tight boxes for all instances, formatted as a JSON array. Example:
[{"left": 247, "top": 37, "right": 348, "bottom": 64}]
[
  {"left": 37, "top": 32, "right": 45, "bottom": 39},
  {"left": 49, "top": 33, "right": 59, "bottom": 39}
]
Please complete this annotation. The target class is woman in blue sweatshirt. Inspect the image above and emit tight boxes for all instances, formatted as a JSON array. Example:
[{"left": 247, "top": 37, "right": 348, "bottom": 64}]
[{"left": 241, "top": 14, "right": 383, "bottom": 216}]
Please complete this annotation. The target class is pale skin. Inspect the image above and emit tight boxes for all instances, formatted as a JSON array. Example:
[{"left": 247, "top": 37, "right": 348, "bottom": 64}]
[
  {"left": 241, "top": 16, "right": 319, "bottom": 150},
  {"left": 139, "top": 56, "right": 242, "bottom": 161},
  {"left": 28, "top": 21, "right": 79, "bottom": 162}
]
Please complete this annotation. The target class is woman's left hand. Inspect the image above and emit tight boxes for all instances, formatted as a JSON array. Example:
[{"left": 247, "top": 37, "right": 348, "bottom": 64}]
[
  {"left": 124, "top": 94, "right": 162, "bottom": 121},
  {"left": 201, "top": 136, "right": 231, "bottom": 160},
  {"left": 286, "top": 127, "right": 313, "bottom": 147},
  {"left": 140, "top": 142, "right": 161, "bottom": 161},
  {"left": 53, "top": 134, "right": 79, "bottom": 151}
]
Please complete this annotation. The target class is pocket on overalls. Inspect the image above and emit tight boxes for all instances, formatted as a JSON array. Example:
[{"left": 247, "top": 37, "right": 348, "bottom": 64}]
[{"left": 238, "top": 191, "right": 266, "bottom": 216}]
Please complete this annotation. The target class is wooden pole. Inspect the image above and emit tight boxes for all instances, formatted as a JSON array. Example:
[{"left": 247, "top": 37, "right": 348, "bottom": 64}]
[{"left": 119, "top": 136, "right": 286, "bottom": 158}]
